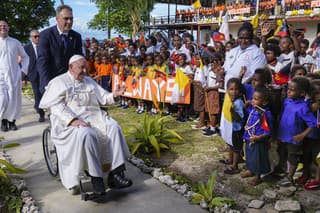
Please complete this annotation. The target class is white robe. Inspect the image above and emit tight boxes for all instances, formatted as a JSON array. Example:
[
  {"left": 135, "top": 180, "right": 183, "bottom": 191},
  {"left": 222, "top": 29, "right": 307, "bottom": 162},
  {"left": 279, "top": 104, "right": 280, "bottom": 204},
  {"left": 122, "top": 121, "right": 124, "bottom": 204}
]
[
  {"left": 39, "top": 72, "right": 130, "bottom": 189},
  {"left": 0, "top": 36, "right": 29, "bottom": 121},
  {"left": 223, "top": 44, "right": 266, "bottom": 88}
]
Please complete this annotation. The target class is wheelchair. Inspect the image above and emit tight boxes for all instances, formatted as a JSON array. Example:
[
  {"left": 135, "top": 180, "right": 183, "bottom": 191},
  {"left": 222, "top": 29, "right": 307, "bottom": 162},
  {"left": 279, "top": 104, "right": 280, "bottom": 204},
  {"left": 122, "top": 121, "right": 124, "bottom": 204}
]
[
  {"left": 42, "top": 126, "right": 103, "bottom": 201},
  {"left": 42, "top": 126, "right": 58, "bottom": 177}
]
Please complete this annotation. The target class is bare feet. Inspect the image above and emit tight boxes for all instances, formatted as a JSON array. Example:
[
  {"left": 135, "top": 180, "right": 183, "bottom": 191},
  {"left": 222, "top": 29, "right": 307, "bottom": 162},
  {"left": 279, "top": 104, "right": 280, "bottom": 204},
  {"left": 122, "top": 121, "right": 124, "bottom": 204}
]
[
  {"left": 247, "top": 177, "right": 262, "bottom": 186},
  {"left": 241, "top": 170, "right": 254, "bottom": 178}
]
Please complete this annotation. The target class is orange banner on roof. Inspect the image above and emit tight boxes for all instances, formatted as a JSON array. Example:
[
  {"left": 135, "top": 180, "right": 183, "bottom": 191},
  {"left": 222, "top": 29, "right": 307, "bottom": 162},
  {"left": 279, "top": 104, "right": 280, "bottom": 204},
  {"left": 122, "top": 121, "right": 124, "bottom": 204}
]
[{"left": 112, "top": 75, "right": 190, "bottom": 104}]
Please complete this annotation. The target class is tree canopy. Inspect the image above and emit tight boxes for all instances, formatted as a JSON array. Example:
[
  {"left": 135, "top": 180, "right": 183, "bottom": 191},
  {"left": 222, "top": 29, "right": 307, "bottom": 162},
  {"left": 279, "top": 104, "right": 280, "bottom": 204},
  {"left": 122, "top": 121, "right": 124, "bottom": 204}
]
[
  {"left": 0, "top": 0, "right": 55, "bottom": 43},
  {"left": 89, "top": 0, "right": 155, "bottom": 38}
]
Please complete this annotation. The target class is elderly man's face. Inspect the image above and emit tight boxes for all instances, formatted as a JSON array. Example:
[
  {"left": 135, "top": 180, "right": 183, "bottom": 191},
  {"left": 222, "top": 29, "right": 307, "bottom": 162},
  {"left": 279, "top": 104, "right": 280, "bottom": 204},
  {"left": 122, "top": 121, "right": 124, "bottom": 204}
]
[
  {"left": 56, "top": 8, "right": 73, "bottom": 33},
  {"left": 69, "top": 58, "right": 87, "bottom": 81},
  {"left": 30, "top": 31, "right": 40, "bottom": 45},
  {"left": 0, "top": 21, "right": 9, "bottom": 38}
]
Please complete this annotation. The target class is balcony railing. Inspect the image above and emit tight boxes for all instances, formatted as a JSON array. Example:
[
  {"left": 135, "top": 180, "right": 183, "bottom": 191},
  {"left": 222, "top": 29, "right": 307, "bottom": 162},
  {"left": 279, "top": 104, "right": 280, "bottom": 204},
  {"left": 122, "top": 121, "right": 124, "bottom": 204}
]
[{"left": 150, "top": 3, "right": 320, "bottom": 26}]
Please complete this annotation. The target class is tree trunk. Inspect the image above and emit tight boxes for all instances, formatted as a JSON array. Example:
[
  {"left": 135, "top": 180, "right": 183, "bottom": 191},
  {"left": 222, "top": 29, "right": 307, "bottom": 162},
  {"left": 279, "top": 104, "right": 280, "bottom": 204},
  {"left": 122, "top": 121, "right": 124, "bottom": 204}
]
[{"left": 60, "top": 0, "right": 64, "bottom": 5}]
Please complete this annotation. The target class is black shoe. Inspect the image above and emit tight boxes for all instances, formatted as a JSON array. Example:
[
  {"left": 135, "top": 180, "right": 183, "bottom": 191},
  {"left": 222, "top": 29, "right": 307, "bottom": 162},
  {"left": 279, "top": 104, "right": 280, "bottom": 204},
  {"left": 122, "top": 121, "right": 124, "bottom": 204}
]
[
  {"left": 108, "top": 172, "right": 132, "bottom": 189},
  {"left": 176, "top": 116, "right": 187, "bottom": 122},
  {"left": 202, "top": 129, "right": 217, "bottom": 137},
  {"left": 1, "top": 119, "right": 8, "bottom": 132},
  {"left": 91, "top": 177, "right": 106, "bottom": 195},
  {"left": 38, "top": 116, "right": 45, "bottom": 122},
  {"left": 8, "top": 120, "right": 18, "bottom": 131}
]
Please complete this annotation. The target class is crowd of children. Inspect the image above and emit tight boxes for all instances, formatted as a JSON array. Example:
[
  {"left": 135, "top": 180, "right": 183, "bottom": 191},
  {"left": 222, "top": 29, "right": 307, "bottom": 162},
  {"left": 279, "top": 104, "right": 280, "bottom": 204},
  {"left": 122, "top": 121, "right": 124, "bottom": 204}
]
[{"left": 83, "top": 22, "right": 320, "bottom": 189}]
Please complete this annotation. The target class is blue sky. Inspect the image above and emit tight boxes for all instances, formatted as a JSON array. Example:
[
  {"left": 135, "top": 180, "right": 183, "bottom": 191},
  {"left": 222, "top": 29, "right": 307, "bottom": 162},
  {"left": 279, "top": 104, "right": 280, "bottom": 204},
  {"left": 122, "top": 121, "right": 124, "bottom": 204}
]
[{"left": 48, "top": 0, "right": 189, "bottom": 39}]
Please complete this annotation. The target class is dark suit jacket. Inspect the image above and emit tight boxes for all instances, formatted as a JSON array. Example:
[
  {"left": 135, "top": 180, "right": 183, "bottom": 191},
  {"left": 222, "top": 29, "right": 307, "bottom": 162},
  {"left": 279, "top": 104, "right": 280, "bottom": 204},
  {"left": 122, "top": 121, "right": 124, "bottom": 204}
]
[
  {"left": 24, "top": 43, "right": 38, "bottom": 82},
  {"left": 37, "top": 25, "right": 82, "bottom": 93}
]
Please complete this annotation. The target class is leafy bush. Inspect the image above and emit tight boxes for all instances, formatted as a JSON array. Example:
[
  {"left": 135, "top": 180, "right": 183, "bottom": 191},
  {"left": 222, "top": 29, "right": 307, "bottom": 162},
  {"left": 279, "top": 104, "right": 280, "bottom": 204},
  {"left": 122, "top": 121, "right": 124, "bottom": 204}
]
[
  {"left": 0, "top": 143, "right": 25, "bottom": 179},
  {"left": 191, "top": 170, "right": 235, "bottom": 209},
  {"left": 0, "top": 178, "right": 23, "bottom": 213},
  {"left": 129, "top": 114, "right": 183, "bottom": 158},
  {"left": 0, "top": 138, "right": 26, "bottom": 212}
]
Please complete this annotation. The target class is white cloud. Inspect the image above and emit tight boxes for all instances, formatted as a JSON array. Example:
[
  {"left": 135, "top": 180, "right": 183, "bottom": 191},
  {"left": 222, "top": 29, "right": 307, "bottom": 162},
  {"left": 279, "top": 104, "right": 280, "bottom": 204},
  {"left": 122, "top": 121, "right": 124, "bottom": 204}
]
[{"left": 73, "top": 1, "right": 94, "bottom": 6}]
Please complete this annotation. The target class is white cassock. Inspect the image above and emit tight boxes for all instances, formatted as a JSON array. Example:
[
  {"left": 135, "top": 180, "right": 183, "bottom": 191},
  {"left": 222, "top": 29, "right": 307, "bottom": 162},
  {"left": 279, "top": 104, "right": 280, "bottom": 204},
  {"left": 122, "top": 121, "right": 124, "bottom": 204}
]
[
  {"left": 39, "top": 72, "right": 130, "bottom": 189},
  {"left": 0, "top": 36, "right": 29, "bottom": 121}
]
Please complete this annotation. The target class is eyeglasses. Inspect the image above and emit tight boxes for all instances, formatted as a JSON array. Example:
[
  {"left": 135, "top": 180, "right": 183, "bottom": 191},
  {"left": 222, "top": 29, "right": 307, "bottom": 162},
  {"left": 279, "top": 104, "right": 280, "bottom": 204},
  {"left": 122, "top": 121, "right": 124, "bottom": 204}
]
[
  {"left": 63, "top": 17, "right": 73, "bottom": 21},
  {"left": 32, "top": 35, "right": 39, "bottom": 38}
]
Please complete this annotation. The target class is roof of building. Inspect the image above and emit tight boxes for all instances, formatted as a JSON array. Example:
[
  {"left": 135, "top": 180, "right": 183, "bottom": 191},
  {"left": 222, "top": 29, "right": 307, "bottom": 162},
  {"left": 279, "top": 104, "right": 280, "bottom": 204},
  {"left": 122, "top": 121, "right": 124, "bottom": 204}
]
[{"left": 156, "top": 0, "right": 212, "bottom": 7}]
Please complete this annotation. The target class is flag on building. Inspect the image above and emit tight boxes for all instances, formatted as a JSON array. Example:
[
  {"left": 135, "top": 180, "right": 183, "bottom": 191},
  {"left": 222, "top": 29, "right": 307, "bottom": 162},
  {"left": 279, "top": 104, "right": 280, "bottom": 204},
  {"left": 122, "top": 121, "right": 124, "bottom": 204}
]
[
  {"left": 220, "top": 93, "right": 233, "bottom": 146},
  {"left": 219, "top": 12, "right": 230, "bottom": 41}
]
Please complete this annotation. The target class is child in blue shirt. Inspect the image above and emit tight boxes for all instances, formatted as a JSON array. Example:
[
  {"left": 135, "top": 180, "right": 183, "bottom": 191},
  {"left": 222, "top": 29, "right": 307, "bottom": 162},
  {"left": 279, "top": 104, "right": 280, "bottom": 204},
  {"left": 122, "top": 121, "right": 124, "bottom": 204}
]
[
  {"left": 223, "top": 78, "right": 246, "bottom": 175},
  {"left": 302, "top": 79, "right": 320, "bottom": 189},
  {"left": 277, "top": 77, "right": 317, "bottom": 186},
  {"left": 242, "top": 87, "right": 273, "bottom": 185}
]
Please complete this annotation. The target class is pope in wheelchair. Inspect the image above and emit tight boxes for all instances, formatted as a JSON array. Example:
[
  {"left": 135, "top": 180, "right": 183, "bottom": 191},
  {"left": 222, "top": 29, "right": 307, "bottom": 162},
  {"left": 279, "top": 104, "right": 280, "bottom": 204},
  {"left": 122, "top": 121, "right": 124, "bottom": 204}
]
[{"left": 39, "top": 55, "right": 132, "bottom": 196}]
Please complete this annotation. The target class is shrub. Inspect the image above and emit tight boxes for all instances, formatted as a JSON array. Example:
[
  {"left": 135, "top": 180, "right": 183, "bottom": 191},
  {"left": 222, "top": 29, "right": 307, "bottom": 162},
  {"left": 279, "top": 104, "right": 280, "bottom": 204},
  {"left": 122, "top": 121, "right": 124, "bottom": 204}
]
[
  {"left": 129, "top": 114, "right": 183, "bottom": 158},
  {"left": 191, "top": 170, "right": 235, "bottom": 209}
]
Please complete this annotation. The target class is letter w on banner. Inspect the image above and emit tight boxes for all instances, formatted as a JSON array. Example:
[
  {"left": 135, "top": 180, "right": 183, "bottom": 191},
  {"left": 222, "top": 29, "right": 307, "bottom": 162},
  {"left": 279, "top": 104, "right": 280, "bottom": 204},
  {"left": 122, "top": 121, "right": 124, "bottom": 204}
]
[{"left": 112, "top": 75, "right": 190, "bottom": 104}]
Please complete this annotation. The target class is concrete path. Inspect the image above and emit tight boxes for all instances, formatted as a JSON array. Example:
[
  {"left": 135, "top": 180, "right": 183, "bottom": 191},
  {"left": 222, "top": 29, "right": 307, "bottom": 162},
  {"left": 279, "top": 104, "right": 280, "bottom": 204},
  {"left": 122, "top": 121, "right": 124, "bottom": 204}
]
[{"left": 3, "top": 97, "right": 205, "bottom": 213}]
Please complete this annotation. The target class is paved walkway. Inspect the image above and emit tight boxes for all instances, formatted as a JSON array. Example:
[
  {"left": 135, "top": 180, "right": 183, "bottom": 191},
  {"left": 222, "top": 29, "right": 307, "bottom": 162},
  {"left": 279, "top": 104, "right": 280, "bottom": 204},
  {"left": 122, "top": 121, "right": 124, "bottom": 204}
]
[{"left": 3, "top": 97, "right": 205, "bottom": 213}]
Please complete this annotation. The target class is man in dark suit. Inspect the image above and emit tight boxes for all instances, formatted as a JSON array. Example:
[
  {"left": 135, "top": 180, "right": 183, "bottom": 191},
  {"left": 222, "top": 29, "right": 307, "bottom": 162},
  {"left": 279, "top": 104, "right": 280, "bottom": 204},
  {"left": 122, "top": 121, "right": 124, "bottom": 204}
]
[
  {"left": 24, "top": 30, "right": 45, "bottom": 122},
  {"left": 37, "top": 4, "right": 83, "bottom": 93}
]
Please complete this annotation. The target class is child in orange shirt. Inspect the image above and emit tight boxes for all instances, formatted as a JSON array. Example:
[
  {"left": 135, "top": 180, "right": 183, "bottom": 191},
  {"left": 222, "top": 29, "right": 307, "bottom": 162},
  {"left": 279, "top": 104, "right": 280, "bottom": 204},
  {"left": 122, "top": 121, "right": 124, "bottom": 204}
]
[
  {"left": 93, "top": 55, "right": 101, "bottom": 83},
  {"left": 98, "top": 55, "right": 113, "bottom": 91}
]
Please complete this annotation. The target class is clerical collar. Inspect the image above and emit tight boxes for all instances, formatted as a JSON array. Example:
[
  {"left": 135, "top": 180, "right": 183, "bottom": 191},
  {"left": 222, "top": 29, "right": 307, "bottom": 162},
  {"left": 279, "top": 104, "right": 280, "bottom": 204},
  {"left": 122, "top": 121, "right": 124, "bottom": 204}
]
[{"left": 56, "top": 25, "right": 68, "bottom": 36}]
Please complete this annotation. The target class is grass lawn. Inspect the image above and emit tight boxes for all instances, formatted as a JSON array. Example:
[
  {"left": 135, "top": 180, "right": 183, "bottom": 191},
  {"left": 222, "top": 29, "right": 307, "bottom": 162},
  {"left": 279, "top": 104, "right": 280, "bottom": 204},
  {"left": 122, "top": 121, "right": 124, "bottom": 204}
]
[
  {"left": 108, "top": 104, "right": 229, "bottom": 182},
  {"left": 108, "top": 104, "right": 320, "bottom": 211}
]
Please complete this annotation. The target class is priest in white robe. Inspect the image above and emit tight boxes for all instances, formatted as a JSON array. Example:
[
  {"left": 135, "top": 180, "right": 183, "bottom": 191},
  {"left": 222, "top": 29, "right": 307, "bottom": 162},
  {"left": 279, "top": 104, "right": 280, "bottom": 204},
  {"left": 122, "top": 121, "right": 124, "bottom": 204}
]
[
  {"left": 39, "top": 55, "right": 132, "bottom": 195},
  {"left": 0, "top": 20, "right": 29, "bottom": 131}
]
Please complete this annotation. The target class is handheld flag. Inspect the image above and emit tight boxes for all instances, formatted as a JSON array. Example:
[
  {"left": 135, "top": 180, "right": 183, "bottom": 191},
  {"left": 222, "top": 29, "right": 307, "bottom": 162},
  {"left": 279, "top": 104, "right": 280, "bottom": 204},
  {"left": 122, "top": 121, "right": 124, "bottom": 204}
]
[
  {"left": 218, "top": 12, "right": 230, "bottom": 41},
  {"left": 220, "top": 94, "right": 233, "bottom": 146},
  {"left": 251, "top": 14, "right": 259, "bottom": 31},
  {"left": 294, "top": 28, "right": 306, "bottom": 37},
  {"left": 155, "top": 69, "right": 167, "bottom": 81},
  {"left": 277, "top": 20, "right": 290, "bottom": 37},
  {"left": 175, "top": 68, "right": 190, "bottom": 92},
  {"left": 212, "top": 31, "right": 226, "bottom": 42},
  {"left": 192, "top": 0, "right": 201, "bottom": 9},
  {"left": 261, "top": 113, "right": 270, "bottom": 131}
]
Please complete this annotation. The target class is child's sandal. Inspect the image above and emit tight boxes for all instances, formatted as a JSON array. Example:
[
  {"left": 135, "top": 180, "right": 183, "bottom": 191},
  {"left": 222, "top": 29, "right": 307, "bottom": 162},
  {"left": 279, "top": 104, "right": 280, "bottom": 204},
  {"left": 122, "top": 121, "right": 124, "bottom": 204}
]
[{"left": 224, "top": 167, "right": 240, "bottom": 175}]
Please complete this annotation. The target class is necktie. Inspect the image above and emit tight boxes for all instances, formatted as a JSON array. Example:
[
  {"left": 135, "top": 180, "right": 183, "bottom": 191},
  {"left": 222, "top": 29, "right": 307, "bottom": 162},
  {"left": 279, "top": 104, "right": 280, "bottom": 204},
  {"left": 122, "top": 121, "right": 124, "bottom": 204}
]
[
  {"left": 34, "top": 45, "right": 38, "bottom": 58},
  {"left": 61, "top": 34, "right": 68, "bottom": 49}
]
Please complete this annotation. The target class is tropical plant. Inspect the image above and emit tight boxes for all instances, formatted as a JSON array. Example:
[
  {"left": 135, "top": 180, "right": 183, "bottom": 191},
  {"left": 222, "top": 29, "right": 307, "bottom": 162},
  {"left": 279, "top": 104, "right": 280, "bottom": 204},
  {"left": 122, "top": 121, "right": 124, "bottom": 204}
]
[
  {"left": 191, "top": 170, "right": 235, "bottom": 209},
  {"left": 130, "top": 114, "right": 183, "bottom": 158},
  {"left": 89, "top": 0, "right": 155, "bottom": 37},
  {"left": 0, "top": 0, "right": 55, "bottom": 42},
  {"left": 0, "top": 137, "right": 25, "bottom": 213},
  {"left": 0, "top": 138, "right": 26, "bottom": 179}
]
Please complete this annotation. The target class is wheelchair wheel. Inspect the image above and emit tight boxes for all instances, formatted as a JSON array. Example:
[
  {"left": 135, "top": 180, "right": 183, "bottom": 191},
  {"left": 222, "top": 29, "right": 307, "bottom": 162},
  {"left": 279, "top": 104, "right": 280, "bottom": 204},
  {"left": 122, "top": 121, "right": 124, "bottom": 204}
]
[{"left": 42, "top": 127, "right": 59, "bottom": 177}]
